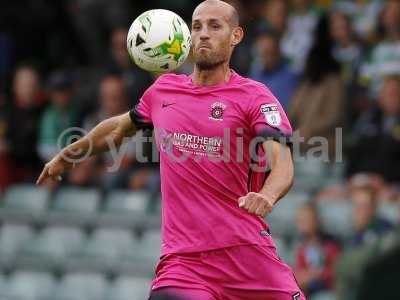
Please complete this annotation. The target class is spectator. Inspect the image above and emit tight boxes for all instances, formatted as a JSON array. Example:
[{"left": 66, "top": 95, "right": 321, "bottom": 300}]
[
  {"left": 281, "top": 0, "right": 320, "bottom": 72},
  {"left": 378, "top": 0, "right": 400, "bottom": 42},
  {"left": 330, "top": 10, "right": 362, "bottom": 85},
  {"left": 249, "top": 31, "right": 299, "bottom": 110},
  {"left": 102, "top": 28, "right": 158, "bottom": 191},
  {"left": 357, "top": 240, "right": 400, "bottom": 300},
  {"left": 68, "top": 74, "right": 134, "bottom": 189},
  {"left": 83, "top": 75, "right": 129, "bottom": 130},
  {"left": 356, "top": 198, "right": 400, "bottom": 300},
  {"left": 258, "top": 0, "right": 288, "bottom": 38},
  {"left": 289, "top": 14, "right": 344, "bottom": 161},
  {"left": 67, "top": 0, "right": 132, "bottom": 65},
  {"left": 359, "top": 0, "right": 400, "bottom": 97},
  {"left": 335, "top": 182, "right": 394, "bottom": 300},
  {"left": 347, "top": 76, "right": 400, "bottom": 182},
  {"left": 329, "top": 10, "right": 366, "bottom": 130},
  {"left": 349, "top": 172, "right": 399, "bottom": 208},
  {"left": 230, "top": 0, "right": 270, "bottom": 75},
  {"left": 105, "top": 27, "right": 154, "bottom": 104},
  {"left": 350, "top": 186, "right": 392, "bottom": 247},
  {"left": 333, "top": 0, "right": 383, "bottom": 44},
  {"left": 108, "top": 28, "right": 131, "bottom": 71},
  {"left": 37, "top": 70, "right": 79, "bottom": 162},
  {"left": 0, "top": 65, "right": 45, "bottom": 190},
  {"left": 294, "top": 204, "right": 341, "bottom": 297}
]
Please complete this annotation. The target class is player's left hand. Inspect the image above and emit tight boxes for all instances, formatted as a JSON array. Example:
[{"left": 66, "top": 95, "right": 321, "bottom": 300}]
[{"left": 238, "top": 192, "right": 275, "bottom": 217}]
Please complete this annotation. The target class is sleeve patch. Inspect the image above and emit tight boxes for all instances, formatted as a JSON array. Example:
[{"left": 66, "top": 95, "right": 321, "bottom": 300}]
[{"left": 260, "top": 104, "right": 281, "bottom": 127}]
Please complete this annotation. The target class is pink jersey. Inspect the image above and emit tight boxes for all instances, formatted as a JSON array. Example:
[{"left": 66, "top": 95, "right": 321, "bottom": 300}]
[{"left": 130, "top": 70, "right": 292, "bottom": 256}]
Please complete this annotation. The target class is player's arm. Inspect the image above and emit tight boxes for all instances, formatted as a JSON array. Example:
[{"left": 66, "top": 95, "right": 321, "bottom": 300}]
[
  {"left": 239, "top": 140, "right": 294, "bottom": 217},
  {"left": 36, "top": 112, "right": 136, "bottom": 185},
  {"left": 259, "top": 139, "right": 294, "bottom": 201}
]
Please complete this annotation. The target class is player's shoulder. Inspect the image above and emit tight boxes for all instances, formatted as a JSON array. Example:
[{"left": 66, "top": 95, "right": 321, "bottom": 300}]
[
  {"left": 233, "top": 72, "right": 275, "bottom": 98},
  {"left": 152, "top": 72, "right": 188, "bottom": 86}
]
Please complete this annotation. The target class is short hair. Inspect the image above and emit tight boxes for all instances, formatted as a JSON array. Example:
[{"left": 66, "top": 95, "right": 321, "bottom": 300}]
[
  {"left": 224, "top": 0, "right": 240, "bottom": 27},
  {"left": 198, "top": 0, "right": 240, "bottom": 27}
]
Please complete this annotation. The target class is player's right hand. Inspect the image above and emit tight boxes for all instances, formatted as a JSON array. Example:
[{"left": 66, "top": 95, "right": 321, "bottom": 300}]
[
  {"left": 238, "top": 192, "right": 275, "bottom": 217},
  {"left": 36, "top": 154, "right": 73, "bottom": 185}
]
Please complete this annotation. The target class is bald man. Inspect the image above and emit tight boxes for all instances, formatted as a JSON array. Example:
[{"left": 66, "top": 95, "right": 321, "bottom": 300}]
[{"left": 37, "top": 1, "right": 305, "bottom": 299}]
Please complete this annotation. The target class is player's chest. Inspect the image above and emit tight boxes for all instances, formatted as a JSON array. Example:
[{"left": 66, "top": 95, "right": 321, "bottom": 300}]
[{"left": 151, "top": 94, "right": 246, "bottom": 137}]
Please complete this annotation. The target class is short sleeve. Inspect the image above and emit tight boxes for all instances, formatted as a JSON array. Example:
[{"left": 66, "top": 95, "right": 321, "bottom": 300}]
[
  {"left": 248, "top": 87, "right": 293, "bottom": 144},
  {"left": 129, "top": 85, "right": 154, "bottom": 130}
]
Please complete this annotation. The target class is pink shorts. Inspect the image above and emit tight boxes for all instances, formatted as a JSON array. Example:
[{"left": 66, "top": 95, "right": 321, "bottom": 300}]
[{"left": 149, "top": 241, "right": 306, "bottom": 300}]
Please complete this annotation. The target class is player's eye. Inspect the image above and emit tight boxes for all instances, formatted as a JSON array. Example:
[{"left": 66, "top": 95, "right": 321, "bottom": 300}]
[
  {"left": 192, "top": 24, "right": 201, "bottom": 31},
  {"left": 211, "top": 23, "right": 221, "bottom": 30}
]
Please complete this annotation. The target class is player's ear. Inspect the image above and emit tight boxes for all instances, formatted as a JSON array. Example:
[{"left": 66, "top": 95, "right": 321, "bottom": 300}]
[{"left": 231, "top": 26, "right": 243, "bottom": 47}]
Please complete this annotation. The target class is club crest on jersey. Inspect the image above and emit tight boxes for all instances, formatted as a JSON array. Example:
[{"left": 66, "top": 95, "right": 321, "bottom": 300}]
[
  {"left": 260, "top": 104, "right": 281, "bottom": 127},
  {"left": 209, "top": 102, "right": 226, "bottom": 121}
]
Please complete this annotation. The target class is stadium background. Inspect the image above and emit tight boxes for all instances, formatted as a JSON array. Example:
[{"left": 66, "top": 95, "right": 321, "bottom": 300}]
[{"left": 1, "top": 0, "right": 400, "bottom": 299}]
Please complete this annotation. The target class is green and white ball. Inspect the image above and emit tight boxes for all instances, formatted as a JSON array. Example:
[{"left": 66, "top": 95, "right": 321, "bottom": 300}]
[{"left": 127, "top": 9, "right": 191, "bottom": 73}]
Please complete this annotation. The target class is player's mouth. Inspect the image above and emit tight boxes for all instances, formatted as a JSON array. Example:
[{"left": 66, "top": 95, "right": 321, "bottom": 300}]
[
  {"left": 199, "top": 47, "right": 210, "bottom": 52},
  {"left": 198, "top": 43, "right": 212, "bottom": 50}
]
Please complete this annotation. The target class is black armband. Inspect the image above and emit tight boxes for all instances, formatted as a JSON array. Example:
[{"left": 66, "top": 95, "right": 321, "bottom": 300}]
[
  {"left": 129, "top": 105, "right": 153, "bottom": 130},
  {"left": 256, "top": 128, "right": 293, "bottom": 152}
]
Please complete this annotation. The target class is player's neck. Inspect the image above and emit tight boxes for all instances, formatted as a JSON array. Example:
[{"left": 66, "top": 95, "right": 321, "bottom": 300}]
[{"left": 192, "top": 64, "right": 231, "bottom": 86}]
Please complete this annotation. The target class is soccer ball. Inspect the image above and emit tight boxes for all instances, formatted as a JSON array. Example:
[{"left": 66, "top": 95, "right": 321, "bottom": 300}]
[{"left": 127, "top": 9, "right": 191, "bottom": 73}]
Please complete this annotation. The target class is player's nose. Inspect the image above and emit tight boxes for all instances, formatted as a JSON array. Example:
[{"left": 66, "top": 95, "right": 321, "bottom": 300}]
[{"left": 199, "top": 27, "right": 210, "bottom": 40}]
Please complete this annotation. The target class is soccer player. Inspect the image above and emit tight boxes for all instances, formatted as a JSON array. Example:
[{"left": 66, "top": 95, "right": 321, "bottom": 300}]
[{"left": 37, "top": 0, "right": 305, "bottom": 299}]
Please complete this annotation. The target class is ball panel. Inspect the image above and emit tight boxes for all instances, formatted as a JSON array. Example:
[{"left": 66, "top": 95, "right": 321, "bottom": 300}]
[{"left": 127, "top": 9, "right": 191, "bottom": 73}]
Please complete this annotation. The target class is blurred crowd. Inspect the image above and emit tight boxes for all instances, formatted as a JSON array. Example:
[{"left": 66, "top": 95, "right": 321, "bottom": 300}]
[{"left": 1, "top": 0, "right": 400, "bottom": 299}]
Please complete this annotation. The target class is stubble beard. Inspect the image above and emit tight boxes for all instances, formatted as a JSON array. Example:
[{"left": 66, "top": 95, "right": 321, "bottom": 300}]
[{"left": 194, "top": 51, "right": 226, "bottom": 71}]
